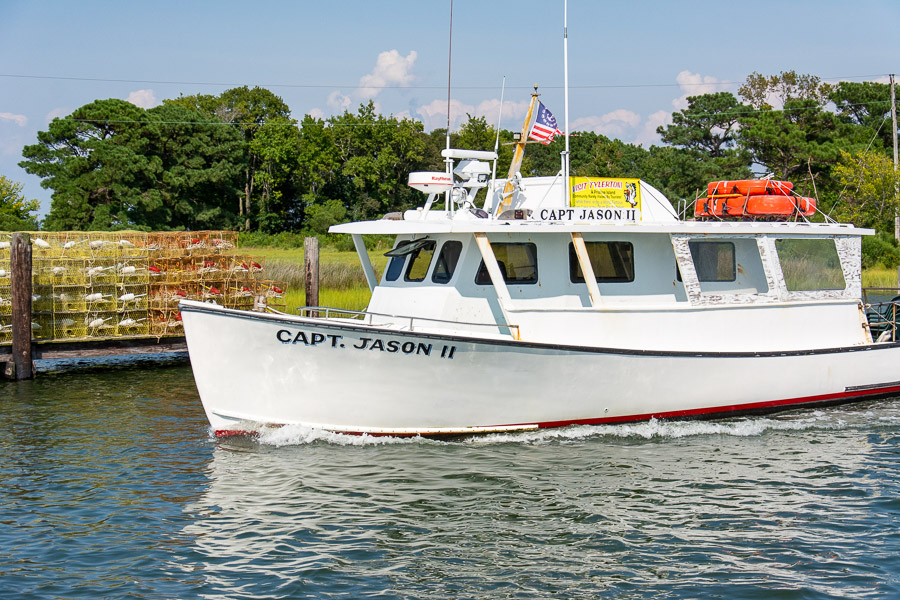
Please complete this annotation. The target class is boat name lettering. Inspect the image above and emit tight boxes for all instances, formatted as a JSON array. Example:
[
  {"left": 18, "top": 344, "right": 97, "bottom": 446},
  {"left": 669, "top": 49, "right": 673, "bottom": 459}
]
[
  {"left": 276, "top": 329, "right": 455, "bottom": 359},
  {"left": 570, "top": 180, "right": 622, "bottom": 193},
  {"left": 539, "top": 208, "right": 639, "bottom": 221},
  {"left": 276, "top": 329, "right": 343, "bottom": 347}
]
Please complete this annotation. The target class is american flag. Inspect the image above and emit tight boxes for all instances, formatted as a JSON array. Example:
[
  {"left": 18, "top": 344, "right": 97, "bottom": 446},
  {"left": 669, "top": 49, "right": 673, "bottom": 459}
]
[{"left": 528, "top": 101, "right": 563, "bottom": 145}]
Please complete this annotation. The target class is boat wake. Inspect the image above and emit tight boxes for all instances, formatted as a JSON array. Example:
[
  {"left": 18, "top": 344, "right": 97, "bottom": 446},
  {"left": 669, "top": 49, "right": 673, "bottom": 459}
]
[{"left": 217, "top": 400, "right": 900, "bottom": 448}]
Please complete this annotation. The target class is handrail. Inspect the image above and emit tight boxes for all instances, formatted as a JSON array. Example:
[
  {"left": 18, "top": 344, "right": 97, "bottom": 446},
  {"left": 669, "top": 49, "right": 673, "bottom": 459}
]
[
  {"left": 862, "top": 287, "right": 900, "bottom": 342},
  {"left": 295, "top": 306, "right": 519, "bottom": 338}
]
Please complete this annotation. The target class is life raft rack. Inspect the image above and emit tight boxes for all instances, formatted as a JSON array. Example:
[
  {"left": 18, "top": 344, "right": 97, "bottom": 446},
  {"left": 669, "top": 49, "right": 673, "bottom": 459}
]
[{"left": 695, "top": 179, "right": 816, "bottom": 220}]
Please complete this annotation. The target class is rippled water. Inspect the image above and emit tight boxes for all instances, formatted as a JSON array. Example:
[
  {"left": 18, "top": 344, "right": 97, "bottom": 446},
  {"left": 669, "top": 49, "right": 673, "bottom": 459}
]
[{"left": 2, "top": 359, "right": 900, "bottom": 599}]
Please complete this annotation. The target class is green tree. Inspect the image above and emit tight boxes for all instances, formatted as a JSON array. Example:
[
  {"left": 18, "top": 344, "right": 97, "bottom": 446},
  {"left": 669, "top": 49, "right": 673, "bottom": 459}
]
[
  {"left": 20, "top": 99, "right": 152, "bottom": 230},
  {"left": 654, "top": 91, "right": 752, "bottom": 199},
  {"left": 249, "top": 116, "right": 301, "bottom": 232},
  {"left": 739, "top": 71, "right": 829, "bottom": 110},
  {"left": 657, "top": 92, "right": 748, "bottom": 158},
  {"left": 327, "top": 102, "right": 428, "bottom": 221},
  {"left": 20, "top": 99, "right": 243, "bottom": 230},
  {"left": 833, "top": 149, "right": 900, "bottom": 232},
  {"left": 304, "top": 199, "right": 347, "bottom": 235},
  {"left": 135, "top": 103, "right": 244, "bottom": 230},
  {"left": 0, "top": 175, "right": 41, "bottom": 230},
  {"left": 738, "top": 98, "right": 871, "bottom": 199},
  {"left": 166, "top": 86, "right": 294, "bottom": 231},
  {"left": 828, "top": 81, "right": 896, "bottom": 151}
]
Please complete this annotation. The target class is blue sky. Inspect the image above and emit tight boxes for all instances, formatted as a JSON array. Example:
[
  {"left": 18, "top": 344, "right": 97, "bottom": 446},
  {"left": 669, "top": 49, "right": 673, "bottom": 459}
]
[{"left": 2, "top": 0, "right": 899, "bottom": 217}]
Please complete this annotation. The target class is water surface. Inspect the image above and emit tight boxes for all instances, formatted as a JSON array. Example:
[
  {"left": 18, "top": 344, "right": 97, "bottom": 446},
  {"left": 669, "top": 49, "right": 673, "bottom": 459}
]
[{"left": 2, "top": 359, "right": 899, "bottom": 599}]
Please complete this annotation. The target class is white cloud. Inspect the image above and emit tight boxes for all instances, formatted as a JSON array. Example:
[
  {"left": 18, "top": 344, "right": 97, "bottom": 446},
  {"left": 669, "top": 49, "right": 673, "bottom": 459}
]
[
  {"left": 355, "top": 50, "right": 417, "bottom": 100},
  {"left": 571, "top": 109, "right": 641, "bottom": 138},
  {"left": 670, "top": 71, "right": 729, "bottom": 112},
  {"left": 306, "top": 108, "right": 325, "bottom": 119},
  {"left": 675, "top": 70, "right": 725, "bottom": 97},
  {"left": 633, "top": 110, "right": 671, "bottom": 147},
  {"left": 327, "top": 91, "right": 351, "bottom": 112},
  {"left": 46, "top": 107, "right": 70, "bottom": 121},
  {"left": 126, "top": 89, "right": 158, "bottom": 109},
  {"left": 416, "top": 98, "right": 474, "bottom": 131},
  {"left": 473, "top": 98, "right": 531, "bottom": 129},
  {"left": 0, "top": 112, "right": 27, "bottom": 127},
  {"left": 411, "top": 97, "right": 532, "bottom": 132}
]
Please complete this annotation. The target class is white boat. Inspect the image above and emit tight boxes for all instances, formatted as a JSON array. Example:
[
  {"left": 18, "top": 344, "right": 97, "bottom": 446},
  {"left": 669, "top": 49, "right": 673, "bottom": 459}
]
[{"left": 181, "top": 106, "right": 900, "bottom": 436}]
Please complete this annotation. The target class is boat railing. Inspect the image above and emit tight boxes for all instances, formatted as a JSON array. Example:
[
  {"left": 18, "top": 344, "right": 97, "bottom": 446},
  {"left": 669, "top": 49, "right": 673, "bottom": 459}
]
[
  {"left": 295, "top": 306, "right": 520, "bottom": 338},
  {"left": 862, "top": 288, "right": 900, "bottom": 342}
]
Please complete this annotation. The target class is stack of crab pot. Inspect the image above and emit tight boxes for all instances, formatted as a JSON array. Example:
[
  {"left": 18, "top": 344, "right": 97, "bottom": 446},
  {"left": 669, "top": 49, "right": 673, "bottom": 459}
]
[
  {"left": 24, "top": 231, "right": 150, "bottom": 340},
  {"left": 0, "top": 233, "right": 12, "bottom": 344},
  {"left": 0, "top": 230, "right": 288, "bottom": 344}
]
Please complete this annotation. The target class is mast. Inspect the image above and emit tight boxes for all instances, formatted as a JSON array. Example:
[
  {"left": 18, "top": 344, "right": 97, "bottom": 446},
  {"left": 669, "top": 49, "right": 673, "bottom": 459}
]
[
  {"left": 563, "top": 0, "right": 570, "bottom": 205},
  {"left": 445, "top": 0, "right": 454, "bottom": 214},
  {"left": 892, "top": 73, "right": 898, "bottom": 218},
  {"left": 891, "top": 74, "right": 898, "bottom": 284},
  {"left": 495, "top": 90, "right": 540, "bottom": 215}
]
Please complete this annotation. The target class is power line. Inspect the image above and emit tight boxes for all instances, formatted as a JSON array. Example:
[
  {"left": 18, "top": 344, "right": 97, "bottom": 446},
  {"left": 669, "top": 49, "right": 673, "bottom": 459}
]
[{"left": 0, "top": 72, "right": 891, "bottom": 92}]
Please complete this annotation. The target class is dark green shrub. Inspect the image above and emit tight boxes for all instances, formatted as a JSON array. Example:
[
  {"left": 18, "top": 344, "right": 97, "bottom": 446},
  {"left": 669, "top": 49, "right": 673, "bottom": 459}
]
[{"left": 861, "top": 232, "right": 900, "bottom": 269}]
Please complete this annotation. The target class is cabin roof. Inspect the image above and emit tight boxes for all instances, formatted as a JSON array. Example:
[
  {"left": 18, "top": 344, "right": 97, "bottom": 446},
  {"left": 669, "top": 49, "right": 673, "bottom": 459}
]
[
  {"left": 331, "top": 217, "right": 869, "bottom": 237},
  {"left": 332, "top": 175, "right": 868, "bottom": 237}
]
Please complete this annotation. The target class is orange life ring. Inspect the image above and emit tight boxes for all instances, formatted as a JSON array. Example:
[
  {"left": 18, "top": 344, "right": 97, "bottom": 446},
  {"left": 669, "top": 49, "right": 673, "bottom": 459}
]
[
  {"left": 745, "top": 195, "right": 815, "bottom": 216},
  {"left": 707, "top": 179, "right": 794, "bottom": 197},
  {"left": 695, "top": 195, "right": 816, "bottom": 218}
]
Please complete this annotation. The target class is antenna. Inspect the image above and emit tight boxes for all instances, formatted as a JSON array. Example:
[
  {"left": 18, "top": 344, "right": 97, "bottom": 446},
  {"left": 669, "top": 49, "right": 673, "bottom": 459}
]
[
  {"left": 445, "top": 0, "right": 454, "bottom": 213},
  {"left": 563, "top": 0, "right": 570, "bottom": 204},
  {"left": 445, "top": 0, "right": 454, "bottom": 154},
  {"left": 490, "top": 76, "right": 507, "bottom": 212}
]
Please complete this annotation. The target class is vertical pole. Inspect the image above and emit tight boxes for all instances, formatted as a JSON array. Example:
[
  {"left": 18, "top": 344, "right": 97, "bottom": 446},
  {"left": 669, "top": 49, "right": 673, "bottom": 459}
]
[
  {"left": 562, "top": 0, "right": 570, "bottom": 205},
  {"left": 8, "top": 233, "right": 35, "bottom": 380},
  {"left": 304, "top": 236, "right": 319, "bottom": 318},
  {"left": 890, "top": 74, "right": 898, "bottom": 286}
]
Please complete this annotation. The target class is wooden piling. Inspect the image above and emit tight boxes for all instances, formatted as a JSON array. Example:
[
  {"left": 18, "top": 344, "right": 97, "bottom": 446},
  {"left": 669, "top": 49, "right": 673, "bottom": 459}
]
[
  {"left": 305, "top": 237, "right": 319, "bottom": 318},
  {"left": 7, "top": 232, "right": 35, "bottom": 380}
]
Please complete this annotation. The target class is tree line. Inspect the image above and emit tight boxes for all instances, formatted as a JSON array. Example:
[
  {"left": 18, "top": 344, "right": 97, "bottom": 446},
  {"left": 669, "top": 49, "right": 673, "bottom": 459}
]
[{"left": 9, "top": 72, "right": 900, "bottom": 242}]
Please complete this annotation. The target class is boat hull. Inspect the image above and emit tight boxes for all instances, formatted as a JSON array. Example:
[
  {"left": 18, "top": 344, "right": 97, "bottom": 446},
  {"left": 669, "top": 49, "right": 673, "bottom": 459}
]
[{"left": 180, "top": 300, "right": 900, "bottom": 436}]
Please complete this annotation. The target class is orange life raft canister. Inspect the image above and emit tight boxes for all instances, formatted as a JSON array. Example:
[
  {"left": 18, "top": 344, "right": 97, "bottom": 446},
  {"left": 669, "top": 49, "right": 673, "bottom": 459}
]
[
  {"left": 695, "top": 191, "right": 816, "bottom": 219},
  {"left": 706, "top": 179, "right": 794, "bottom": 197},
  {"left": 697, "top": 179, "right": 815, "bottom": 218}
]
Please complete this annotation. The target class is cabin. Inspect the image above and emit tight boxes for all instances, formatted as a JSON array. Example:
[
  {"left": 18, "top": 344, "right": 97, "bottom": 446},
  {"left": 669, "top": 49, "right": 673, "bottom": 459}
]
[{"left": 333, "top": 162, "right": 869, "bottom": 353}]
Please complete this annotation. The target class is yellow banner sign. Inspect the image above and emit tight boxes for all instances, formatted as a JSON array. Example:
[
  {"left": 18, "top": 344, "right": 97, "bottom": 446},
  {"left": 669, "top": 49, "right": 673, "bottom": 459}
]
[{"left": 569, "top": 177, "right": 641, "bottom": 220}]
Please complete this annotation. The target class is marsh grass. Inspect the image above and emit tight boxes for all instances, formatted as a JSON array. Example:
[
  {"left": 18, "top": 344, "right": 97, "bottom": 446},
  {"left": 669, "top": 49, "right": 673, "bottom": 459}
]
[
  {"left": 863, "top": 266, "right": 900, "bottom": 288},
  {"left": 244, "top": 246, "right": 386, "bottom": 312},
  {"left": 249, "top": 244, "right": 900, "bottom": 313}
]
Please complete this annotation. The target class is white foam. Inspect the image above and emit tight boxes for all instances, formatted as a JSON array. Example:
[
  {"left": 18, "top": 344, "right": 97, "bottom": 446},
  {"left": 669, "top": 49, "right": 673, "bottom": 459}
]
[
  {"left": 236, "top": 411, "right": 854, "bottom": 448},
  {"left": 255, "top": 424, "right": 438, "bottom": 447}
]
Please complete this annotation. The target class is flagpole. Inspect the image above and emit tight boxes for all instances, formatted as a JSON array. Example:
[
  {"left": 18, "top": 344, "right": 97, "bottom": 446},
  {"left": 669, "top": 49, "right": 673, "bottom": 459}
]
[
  {"left": 496, "top": 90, "right": 539, "bottom": 216},
  {"left": 562, "top": 0, "right": 570, "bottom": 205}
]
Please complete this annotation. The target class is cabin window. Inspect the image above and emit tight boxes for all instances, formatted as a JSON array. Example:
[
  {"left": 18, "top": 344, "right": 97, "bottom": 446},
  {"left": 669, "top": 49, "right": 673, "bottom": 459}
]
[
  {"left": 568, "top": 242, "right": 634, "bottom": 283},
  {"left": 432, "top": 241, "right": 463, "bottom": 284},
  {"left": 475, "top": 243, "right": 538, "bottom": 285},
  {"left": 385, "top": 256, "right": 405, "bottom": 281},
  {"left": 404, "top": 241, "right": 437, "bottom": 282},
  {"left": 385, "top": 239, "right": 432, "bottom": 282},
  {"left": 688, "top": 241, "right": 735, "bottom": 282},
  {"left": 775, "top": 238, "right": 845, "bottom": 291}
]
